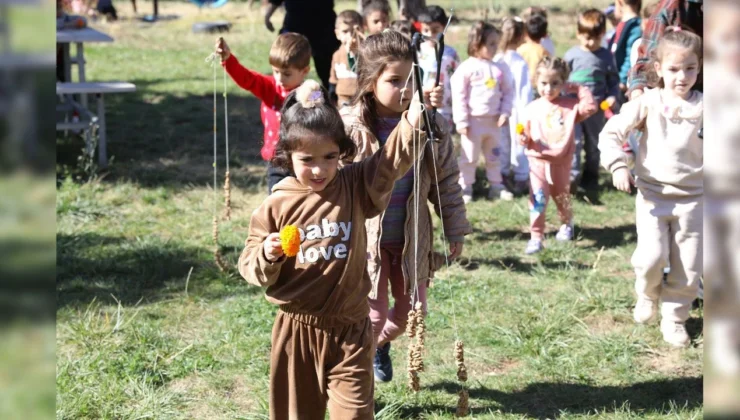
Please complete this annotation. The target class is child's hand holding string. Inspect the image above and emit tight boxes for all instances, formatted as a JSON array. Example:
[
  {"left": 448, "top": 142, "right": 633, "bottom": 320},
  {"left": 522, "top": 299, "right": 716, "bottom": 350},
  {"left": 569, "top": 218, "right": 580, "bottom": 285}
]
[
  {"left": 215, "top": 37, "right": 231, "bottom": 61},
  {"left": 612, "top": 167, "right": 634, "bottom": 193},
  {"left": 449, "top": 241, "right": 464, "bottom": 260},
  {"left": 263, "top": 233, "right": 284, "bottom": 262},
  {"left": 406, "top": 85, "right": 443, "bottom": 128}
]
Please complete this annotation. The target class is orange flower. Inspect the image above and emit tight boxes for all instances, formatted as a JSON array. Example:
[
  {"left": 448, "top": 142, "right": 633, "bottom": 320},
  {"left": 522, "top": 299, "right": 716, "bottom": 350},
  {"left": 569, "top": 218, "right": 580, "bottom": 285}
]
[
  {"left": 600, "top": 100, "right": 610, "bottom": 111},
  {"left": 515, "top": 123, "right": 525, "bottom": 135},
  {"left": 280, "top": 225, "right": 301, "bottom": 257}
]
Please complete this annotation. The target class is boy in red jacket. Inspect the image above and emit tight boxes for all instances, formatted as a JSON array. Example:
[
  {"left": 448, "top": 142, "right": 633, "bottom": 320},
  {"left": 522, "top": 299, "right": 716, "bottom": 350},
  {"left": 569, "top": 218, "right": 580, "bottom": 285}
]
[{"left": 215, "top": 33, "right": 312, "bottom": 193}]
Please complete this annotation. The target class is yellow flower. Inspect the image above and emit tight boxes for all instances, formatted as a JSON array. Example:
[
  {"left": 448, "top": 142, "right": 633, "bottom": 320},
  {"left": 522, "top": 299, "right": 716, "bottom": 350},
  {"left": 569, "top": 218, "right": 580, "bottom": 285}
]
[
  {"left": 485, "top": 78, "right": 497, "bottom": 89},
  {"left": 600, "top": 100, "right": 610, "bottom": 111},
  {"left": 280, "top": 225, "right": 301, "bottom": 257},
  {"left": 515, "top": 123, "right": 525, "bottom": 135}
]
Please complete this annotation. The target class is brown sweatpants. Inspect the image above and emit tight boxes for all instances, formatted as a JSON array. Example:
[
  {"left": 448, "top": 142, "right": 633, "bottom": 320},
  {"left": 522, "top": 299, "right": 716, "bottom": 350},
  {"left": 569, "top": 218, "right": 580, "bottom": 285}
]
[
  {"left": 270, "top": 311, "right": 375, "bottom": 420},
  {"left": 632, "top": 192, "right": 703, "bottom": 323}
]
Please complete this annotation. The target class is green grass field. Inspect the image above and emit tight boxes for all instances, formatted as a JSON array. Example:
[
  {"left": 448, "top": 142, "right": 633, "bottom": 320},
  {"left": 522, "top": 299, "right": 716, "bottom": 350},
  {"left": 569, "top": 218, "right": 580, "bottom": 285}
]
[{"left": 56, "top": 1, "right": 702, "bottom": 418}]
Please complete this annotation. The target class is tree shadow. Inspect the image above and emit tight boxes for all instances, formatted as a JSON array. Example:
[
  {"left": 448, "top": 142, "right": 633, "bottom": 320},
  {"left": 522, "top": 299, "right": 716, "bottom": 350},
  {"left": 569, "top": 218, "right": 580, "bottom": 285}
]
[
  {"left": 57, "top": 232, "right": 258, "bottom": 308},
  {"left": 416, "top": 376, "right": 702, "bottom": 419},
  {"left": 56, "top": 79, "right": 269, "bottom": 193}
]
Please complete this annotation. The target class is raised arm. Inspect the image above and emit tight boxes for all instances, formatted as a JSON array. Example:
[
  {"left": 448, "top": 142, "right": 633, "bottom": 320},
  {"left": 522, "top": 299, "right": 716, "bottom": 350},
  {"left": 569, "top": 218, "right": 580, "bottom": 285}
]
[
  {"left": 222, "top": 54, "right": 281, "bottom": 107},
  {"left": 598, "top": 94, "right": 648, "bottom": 173}
]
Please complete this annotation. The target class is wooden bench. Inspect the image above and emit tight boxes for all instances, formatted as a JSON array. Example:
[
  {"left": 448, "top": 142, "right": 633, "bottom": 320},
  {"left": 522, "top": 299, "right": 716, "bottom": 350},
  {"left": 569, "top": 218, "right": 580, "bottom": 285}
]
[{"left": 56, "top": 81, "right": 136, "bottom": 168}]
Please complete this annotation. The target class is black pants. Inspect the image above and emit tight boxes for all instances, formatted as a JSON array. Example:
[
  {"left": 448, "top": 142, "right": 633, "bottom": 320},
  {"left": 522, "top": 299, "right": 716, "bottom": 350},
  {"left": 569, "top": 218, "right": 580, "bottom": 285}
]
[
  {"left": 267, "top": 163, "right": 291, "bottom": 195},
  {"left": 571, "top": 109, "right": 606, "bottom": 189}
]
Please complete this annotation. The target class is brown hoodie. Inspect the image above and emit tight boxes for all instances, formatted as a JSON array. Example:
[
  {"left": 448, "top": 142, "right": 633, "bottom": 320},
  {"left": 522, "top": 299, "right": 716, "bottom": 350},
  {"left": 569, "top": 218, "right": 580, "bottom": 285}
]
[{"left": 238, "top": 113, "right": 425, "bottom": 325}]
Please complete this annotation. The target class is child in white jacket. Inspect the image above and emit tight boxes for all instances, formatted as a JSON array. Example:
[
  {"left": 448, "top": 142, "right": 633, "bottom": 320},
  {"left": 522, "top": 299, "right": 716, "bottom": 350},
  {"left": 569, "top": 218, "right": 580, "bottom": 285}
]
[
  {"left": 599, "top": 28, "right": 703, "bottom": 348},
  {"left": 495, "top": 16, "right": 533, "bottom": 196}
]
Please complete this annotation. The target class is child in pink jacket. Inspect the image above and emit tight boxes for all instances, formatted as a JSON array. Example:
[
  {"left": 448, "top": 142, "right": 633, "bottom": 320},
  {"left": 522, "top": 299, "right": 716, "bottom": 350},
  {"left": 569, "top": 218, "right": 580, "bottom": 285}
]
[
  {"left": 451, "top": 21, "right": 515, "bottom": 203},
  {"left": 518, "top": 56, "right": 596, "bottom": 254}
]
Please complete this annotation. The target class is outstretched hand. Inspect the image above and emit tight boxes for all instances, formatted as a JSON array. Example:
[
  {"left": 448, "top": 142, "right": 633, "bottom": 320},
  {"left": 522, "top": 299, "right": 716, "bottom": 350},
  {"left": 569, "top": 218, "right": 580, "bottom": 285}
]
[
  {"left": 215, "top": 37, "right": 231, "bottom": 61},
  {"left": 263, "top": 233, "right": 284, "bottom": 262}
]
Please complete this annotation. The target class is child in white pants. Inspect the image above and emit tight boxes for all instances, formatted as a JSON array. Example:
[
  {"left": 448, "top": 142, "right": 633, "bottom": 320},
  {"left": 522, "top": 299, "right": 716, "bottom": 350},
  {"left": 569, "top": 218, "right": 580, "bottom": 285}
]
[
  {"left": 599, "top": 28, "right": 703, "bottom": 348},
  {"left": 451, "top": 21, "right": 515, "bottom": 203}
]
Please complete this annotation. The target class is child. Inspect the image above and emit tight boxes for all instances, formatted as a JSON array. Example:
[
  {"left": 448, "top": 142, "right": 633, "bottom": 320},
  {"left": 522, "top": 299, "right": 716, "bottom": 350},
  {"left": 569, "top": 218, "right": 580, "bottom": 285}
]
[
  {"left": 451, "top": 21, "right": 516, "bottom": 202},
  {"left": 517, "top": 12, "right": 551, "bottom": 84},
  {"left": 216, "top": 33, "right": 311, "bottom": 194},
  {"left": 610, "top": 0, "right": 643, "bottom": 93},
  {"left": 418, "top": 5, "right": 461, "bottom": 128},
  {"left": 390, "top": 19, "right": 417, "bottom": 40},
  {"left": 564, "top": 9, "right": 620, "bottom": 194},
  {"left": 598, "top": 28, "right": 702, "bottom": 347},
  {"left": 341, "top": 30, "right": 471, "bottom": 382},
  {"left": 495, "top": 16, "right": 534, "bottom": 196},
  {"left": 330, "top": 10, "right": 364, "bottom": 108},
  {"left": 603, "top": 4, "right": 619, "bottom": 48},
  {"left": 519, "top": 57, "right": 596, "bottom": 254},
  {"left": 363, "top": 0, "right": 391, "bottom": 35},
  {"left": 238, "top": 79, "right": 437, "bottom": 418},
  {"left": 521, "top": 7, "right": 555, "bottom": 56}
]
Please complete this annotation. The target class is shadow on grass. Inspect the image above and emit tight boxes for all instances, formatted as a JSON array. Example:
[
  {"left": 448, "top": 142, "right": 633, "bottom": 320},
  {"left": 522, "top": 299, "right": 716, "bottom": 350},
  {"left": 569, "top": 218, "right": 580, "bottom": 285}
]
[
  {"left": 578, "top": 224, "right": 636, "bottom": 250},
  {"left": 458, "top": 256, "right": 592, "bottom": 274},
  {"left": 57, "top": 79, "right": 269, "bottom": 192},
  {"left": 377, "top": 376, "right": 702, "bottom": 419},
  {"left": 57, "top": 232, "right": 257, "bottom": 308}
]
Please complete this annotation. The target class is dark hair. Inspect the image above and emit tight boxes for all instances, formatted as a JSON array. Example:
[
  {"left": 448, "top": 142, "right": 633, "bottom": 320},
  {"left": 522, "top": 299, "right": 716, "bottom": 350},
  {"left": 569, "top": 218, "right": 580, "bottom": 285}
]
[
  {"left": 535, "top": 55, "right": 570, "bottom": 83},
  {"left": 390, "top": 19, "right": 417, "bottom": 40},
  {"left": 362, "top": 0, "right": 391, "bottom": 19},
  {"left": 623, "top": 0, "right": 643, "bottom": 12},
  {"left": 337, "top": 9, "right": 364, "bottom": 28},
  {"left": 577, "top": 9, "right": 607, "bottom": 38},
  {"left": 418, "top": 5, "right": 448, "bottom": 26},
  {"left": 525, "top": 14, "right": 548, "bottom": 42},
  {"left": 499, "top": 16, "right": 525, "bottom": 51},
  {"left": 269, "top": 32, "right": 312, "bottom": 69},
  {"left": 272, "top": 81, "right": 356, "bottom": 170},
  {"left": 467, "top": 21, "right": 500, "bottom": 57},
  {"left": 647, "top": 26, "right": 703, "bottom": 88},
  {"left": 352, "top": 30, "right": 413, "bottom": 139}
]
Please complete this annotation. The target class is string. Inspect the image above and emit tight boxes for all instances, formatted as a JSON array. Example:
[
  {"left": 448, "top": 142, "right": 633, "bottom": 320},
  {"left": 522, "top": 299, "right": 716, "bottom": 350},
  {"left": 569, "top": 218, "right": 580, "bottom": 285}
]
[
  {"left": 223, "top": 65, "right": 230, "bottom": 173},
  {"left": 206, "top": 53, "right": 217, "bottom": 222}
]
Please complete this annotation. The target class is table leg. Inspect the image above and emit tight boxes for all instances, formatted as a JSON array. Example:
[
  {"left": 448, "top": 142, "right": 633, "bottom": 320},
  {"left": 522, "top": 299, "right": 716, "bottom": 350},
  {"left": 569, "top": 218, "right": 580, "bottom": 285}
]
[
  {"left": 96, "top": 94, "right": 108, "bottom": 168},
  {"left": 77, "top": 42, "right": 88, "bottom": 109}
]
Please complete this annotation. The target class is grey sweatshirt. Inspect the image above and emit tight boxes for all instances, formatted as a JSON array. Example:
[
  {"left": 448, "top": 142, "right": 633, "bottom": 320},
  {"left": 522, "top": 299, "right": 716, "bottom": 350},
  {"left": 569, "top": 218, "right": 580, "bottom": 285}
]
[{"left": 564, "top": 46, "right": 620, "bottom": 103}]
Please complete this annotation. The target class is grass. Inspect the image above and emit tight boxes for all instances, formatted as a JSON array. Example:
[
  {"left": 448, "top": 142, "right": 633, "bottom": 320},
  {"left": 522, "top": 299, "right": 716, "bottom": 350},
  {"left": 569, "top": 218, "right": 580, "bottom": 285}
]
[{"left": 56, "top": 1, "right": 702, "bottom": 418}]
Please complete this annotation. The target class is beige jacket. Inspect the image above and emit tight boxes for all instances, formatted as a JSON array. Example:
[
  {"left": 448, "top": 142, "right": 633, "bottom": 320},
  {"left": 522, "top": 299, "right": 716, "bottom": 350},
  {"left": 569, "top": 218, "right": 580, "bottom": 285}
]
[
  {"left": 599, "top": 88, "right": 703, "bottom": 198},
  {"left": 340, "top": 104, "right": 472, "bottom": 300}
]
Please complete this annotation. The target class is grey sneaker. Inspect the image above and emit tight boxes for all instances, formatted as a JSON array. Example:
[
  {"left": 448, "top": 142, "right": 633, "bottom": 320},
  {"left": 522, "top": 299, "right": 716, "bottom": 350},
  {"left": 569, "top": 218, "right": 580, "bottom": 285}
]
[
  {"left": 555, "top": 223, "right": 574, "bottom": 241},
  {"left": 373, "top": 342, "right": 393, "bottom": 382},
  {"left": 633, "top": 297, "right": 658, "bottom": 324},
  {"left": 489, "top": 184, "right": 514, "bottom": 201},
  {"left": 525, "top": 239, "right": 544, "bottom": 254}
]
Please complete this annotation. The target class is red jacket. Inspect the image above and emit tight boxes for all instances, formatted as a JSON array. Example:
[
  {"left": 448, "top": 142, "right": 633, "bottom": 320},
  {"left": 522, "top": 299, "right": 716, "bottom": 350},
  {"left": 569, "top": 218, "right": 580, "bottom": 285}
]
[{"left": 222, "top": 54, "right": 291, "bottom": 161}]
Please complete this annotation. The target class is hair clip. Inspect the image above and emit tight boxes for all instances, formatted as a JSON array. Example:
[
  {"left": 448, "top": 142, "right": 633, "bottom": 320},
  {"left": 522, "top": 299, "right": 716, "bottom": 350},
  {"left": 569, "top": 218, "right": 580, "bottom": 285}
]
[
  {"left": 309, "top": 90, "right": 322, "bottom": 101},
  {"left": 296, "top": 80, "right": 324, "bottom": 108}
]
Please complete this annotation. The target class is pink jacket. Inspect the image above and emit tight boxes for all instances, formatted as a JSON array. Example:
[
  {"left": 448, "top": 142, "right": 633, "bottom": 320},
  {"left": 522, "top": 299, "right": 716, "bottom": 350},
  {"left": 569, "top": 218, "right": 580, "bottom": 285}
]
[
  {"left": 522, "top": 84, "right": 597, "bottom": 165},
  {"left": 450, "top": 57, "right": 515, "bottom": 130}
]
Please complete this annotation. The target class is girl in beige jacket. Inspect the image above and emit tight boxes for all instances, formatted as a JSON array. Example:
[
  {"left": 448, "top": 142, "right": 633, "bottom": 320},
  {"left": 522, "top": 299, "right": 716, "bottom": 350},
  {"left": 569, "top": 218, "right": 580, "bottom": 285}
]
[{"left": 341, "top": 30, "right": 472, "bottom": 382}]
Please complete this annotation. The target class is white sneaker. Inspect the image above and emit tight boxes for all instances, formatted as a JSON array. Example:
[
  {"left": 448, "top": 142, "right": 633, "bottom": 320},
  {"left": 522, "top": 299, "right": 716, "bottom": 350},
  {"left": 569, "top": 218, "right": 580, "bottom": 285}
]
[
  {"left": 633, "top": 297, "right": 657, "bottom": 324},
  {"left": 555, "top": 223, "right": 574, "bottom": 241},
  {"left": 462, "top": 187, "right": 473, "bottom": 204},
  {"left": 489, "top": 184, "right": 514, "bottom": 201},
  {"left": 661, "top": 319, "right": 690, "bottom": 348}
]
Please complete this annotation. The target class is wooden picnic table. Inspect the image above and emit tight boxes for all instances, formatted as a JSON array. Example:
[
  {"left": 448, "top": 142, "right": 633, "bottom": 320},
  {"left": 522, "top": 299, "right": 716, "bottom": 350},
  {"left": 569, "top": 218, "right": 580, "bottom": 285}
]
[{"left": 56, "top": 25, "right": 114, "bottom": 108}]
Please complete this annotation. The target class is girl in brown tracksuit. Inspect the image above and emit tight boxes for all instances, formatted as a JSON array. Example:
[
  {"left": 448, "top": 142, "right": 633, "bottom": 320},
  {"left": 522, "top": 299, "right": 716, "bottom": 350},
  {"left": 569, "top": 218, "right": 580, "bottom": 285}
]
[
  {"left": 238, "top": 79, "right": 443, "bottom": 419},
  {"left": 341, "top": 30, "right": 472, "bottom": 382}
]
